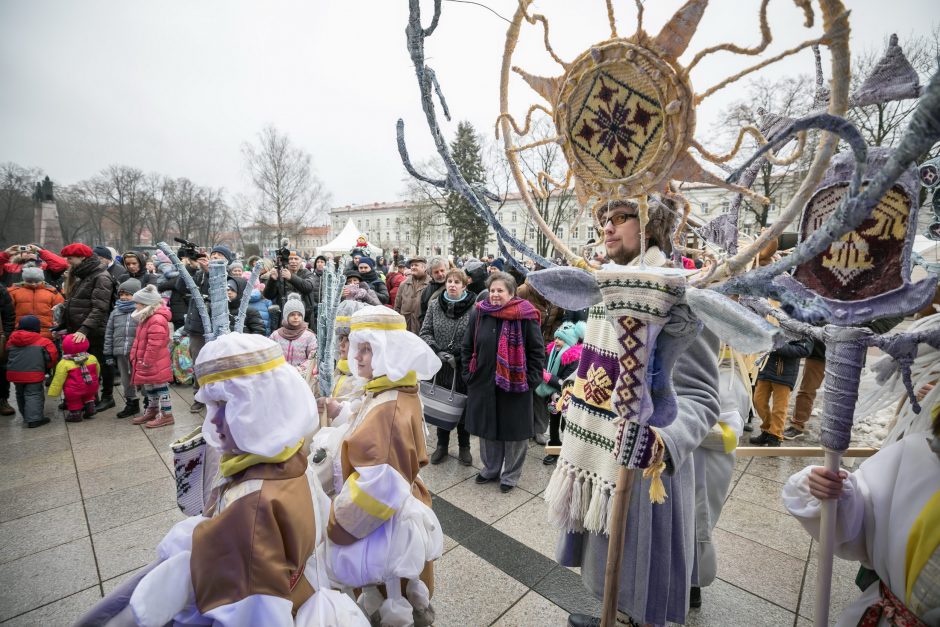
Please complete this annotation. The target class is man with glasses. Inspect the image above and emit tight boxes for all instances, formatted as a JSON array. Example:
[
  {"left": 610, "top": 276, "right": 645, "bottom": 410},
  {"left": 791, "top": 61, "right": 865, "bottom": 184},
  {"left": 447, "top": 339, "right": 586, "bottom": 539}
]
[{"left": 560, "top": 199, "right": 720, "bottom": 627}]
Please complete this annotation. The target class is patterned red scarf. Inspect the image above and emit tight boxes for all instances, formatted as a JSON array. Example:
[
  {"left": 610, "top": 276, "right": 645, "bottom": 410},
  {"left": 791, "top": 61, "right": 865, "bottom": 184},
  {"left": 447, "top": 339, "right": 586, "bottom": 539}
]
[{"left": 472, "top": 297, "right": 541, "bottom": 392}]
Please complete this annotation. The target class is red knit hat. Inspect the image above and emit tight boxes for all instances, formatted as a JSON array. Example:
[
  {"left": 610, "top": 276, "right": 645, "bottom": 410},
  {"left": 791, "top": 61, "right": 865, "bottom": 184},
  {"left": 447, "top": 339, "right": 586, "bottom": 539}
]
[{"left": 60, "top": 243, "right": 94, "bottom": 258}]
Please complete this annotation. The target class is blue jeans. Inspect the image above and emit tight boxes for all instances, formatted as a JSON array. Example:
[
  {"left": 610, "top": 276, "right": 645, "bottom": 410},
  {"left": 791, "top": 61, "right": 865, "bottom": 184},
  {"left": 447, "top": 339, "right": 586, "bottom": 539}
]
[{"left": 15, "top": 382, "right": 46, "bottom": 424}]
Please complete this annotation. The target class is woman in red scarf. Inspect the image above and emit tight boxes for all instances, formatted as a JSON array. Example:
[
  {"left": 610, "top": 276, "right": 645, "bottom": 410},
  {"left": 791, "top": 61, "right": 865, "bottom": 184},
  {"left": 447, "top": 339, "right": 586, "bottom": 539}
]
[{"left": 461, "top": 271, "right": 545, "bottom": 493}]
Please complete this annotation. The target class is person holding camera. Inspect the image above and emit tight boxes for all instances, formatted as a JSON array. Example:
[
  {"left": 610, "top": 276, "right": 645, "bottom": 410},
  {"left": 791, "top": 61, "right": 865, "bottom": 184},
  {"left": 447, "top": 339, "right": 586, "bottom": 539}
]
[
  {"left": 262, "top": 249, "right": 317, "bottom": 327},
  {"left": 175, "top": 244, "right": 234, "bottom": 412},
  {"left": 0, "top": 244, "right": 68, "bottom": 288}
]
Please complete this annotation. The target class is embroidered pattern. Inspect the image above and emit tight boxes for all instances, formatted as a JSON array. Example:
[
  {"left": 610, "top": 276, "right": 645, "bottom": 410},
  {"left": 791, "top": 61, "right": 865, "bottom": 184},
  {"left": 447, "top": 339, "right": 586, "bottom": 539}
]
[{"left": 612, "top": 316, "right": 646, "bottom": 420}]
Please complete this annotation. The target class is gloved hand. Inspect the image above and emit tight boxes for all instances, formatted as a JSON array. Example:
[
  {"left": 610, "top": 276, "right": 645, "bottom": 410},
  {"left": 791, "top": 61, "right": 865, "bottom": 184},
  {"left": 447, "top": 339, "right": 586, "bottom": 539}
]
[
  {"left": 437, "top": 351, "right": 456, "bottom": 368},
  {"left": 105, "top": 357, "right": 116, "bottom": 367}
]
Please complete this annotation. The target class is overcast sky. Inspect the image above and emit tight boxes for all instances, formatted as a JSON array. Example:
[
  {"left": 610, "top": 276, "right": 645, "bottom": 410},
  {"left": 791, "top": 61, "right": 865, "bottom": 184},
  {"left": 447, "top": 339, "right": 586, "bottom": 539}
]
[{"left": 1, "top": 0, "right": 936, "bottom": 214}]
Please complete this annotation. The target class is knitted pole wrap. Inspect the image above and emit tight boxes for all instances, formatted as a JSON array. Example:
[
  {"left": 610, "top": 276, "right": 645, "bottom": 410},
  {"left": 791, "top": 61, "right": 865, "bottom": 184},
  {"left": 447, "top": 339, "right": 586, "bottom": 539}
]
[
  {"left": 596, "top": 269, "right": 685, "bottom": 469},
  {"left": 819, "top": 326, "right": 871, "bottom": 452}
]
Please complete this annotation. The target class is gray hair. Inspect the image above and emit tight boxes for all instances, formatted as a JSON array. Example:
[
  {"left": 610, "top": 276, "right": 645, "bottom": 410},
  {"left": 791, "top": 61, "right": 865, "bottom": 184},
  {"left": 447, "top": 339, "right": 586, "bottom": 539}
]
[
  {"left": 428, "top": 255, "right": 447, "bottom": 270},
  {"left": 485, "top": 271, "right": 517, "bottom": 296}
]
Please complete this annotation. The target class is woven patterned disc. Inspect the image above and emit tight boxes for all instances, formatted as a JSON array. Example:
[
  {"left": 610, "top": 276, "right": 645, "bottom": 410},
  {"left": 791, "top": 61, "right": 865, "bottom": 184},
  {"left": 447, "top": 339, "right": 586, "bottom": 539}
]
[
  {"left": 555, "top": 40, "right": 693, "bottom": 197},
  {"left": 794, "top": 183, "right": 911, "bottom": 301}
]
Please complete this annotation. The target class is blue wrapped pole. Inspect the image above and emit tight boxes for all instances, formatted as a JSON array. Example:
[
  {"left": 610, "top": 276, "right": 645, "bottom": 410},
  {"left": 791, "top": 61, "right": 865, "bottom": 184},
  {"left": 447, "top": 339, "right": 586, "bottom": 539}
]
[
  {"left": 207, "top": 261, "right": 229, "bottom": 339},
  {"left": 156, "top": 242, "right": 211, "bottom": 340},
  {"left": 316, "top": 256, "right": 346, "bottom": 400},
  {"left": 235, "top": 261, "right": 263, "bottom": 333}
]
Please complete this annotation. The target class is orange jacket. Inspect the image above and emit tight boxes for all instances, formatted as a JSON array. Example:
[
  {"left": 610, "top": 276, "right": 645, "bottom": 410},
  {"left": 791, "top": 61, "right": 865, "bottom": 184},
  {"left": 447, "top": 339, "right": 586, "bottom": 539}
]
[{"left": 8, "top": 282, "right": 64, "bottom": 340}]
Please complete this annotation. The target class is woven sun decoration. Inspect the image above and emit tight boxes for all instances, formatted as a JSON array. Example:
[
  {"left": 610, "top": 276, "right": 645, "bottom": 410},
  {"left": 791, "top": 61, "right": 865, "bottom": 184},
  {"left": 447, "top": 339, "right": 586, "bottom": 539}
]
[{"left": 777, "top": 148, "right": 935, "bottom": 452}]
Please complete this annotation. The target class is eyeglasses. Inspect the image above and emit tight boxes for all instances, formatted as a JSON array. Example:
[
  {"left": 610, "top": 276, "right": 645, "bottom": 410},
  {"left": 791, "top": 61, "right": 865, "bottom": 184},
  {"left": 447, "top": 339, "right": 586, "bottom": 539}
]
[{"left": 596, "top": 213, "right": 638, "bottom": 235}]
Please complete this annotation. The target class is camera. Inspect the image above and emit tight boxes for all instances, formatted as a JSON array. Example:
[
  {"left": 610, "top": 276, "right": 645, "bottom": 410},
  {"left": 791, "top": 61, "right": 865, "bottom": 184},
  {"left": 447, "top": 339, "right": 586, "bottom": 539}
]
[
  {"left": 17, "top": 245, "right": 29, "bottom": 252},
  {"left": 173, "top": 237, "right": 200, "bottom": 260}
]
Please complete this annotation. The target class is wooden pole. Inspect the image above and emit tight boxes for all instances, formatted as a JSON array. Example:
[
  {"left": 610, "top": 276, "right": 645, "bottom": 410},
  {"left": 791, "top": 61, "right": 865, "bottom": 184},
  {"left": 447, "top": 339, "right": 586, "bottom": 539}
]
[
  {"left": 601, "top": 465, "right": 634, "bottom": 627},
  {"left": 542, "top": 445, "right": 877, "bottom": 458},
  {"left": 814, "top": 448, "right": 841, "bottom": 627}
]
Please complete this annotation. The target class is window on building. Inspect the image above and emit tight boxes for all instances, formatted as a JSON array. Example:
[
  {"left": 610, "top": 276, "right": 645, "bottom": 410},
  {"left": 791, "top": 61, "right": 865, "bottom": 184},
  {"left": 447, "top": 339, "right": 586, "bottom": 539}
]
[
  {"left": 386, "top": 218, "right": 391, "bottom": 227},
  {"left": 701, "top": 202, "right": 709, "bottom": 214},
  {"left": 511, "top": 228, "right": 517, "bottom": 238},
  {"left": 558, "top": 227, "right": 565, "bottom": 239},
  {"left": 511, "top": 211, "right": 517, "bottom": 223},
  {"left": 721, "top": 200, "right": 730, "bottom": 213},
  {"left": 365, "top": 219, "right": 370, "bottom": 228}
]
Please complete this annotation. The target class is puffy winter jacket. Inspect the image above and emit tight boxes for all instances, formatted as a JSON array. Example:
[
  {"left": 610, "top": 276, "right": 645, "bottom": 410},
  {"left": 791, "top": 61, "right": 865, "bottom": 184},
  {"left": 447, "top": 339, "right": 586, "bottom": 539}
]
[
  {"left": 130, "top": 305, "right": 173, "bottom": 385},
  {"left": 104, "top": 304, "right": 139, "bottom": 356},
  {"left": 386, "top": 272, "right": 406, "bottom": 309},
  {"left": 157, "top": 264, "right": 189, "bottom": 329},
  {"left": 757, "top": 338, "right": 814, "bottom": 389},
  {"left": 5, "top": 330, "right": 58, "bottom": 383},
  {"left": 249, "top": 289, "right": 273, "bottom": 335},
  {"left": 269, "top": 328, "right": 318, "bottom": 367},
  {"left": 358, "top": 269, "right": 389, "bottom": 305},
  {"left": 48, "top": 334, "right": 99, "bottom": 400},
  {"left": 227, "top": 277, "right": 266, "bottom": 335},
  {"left": 62, "top": 256, "right": 116, "bottom": 337},
  {"left": 8, "top": 282, "right": 63, "bottom": 339}
]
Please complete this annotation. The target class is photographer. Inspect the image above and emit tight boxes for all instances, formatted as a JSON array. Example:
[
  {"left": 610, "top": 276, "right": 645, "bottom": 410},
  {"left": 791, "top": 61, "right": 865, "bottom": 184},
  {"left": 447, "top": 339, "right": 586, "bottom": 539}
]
[
  {"left": 1, "top": 244, "right": 68, "bottom": 288},
  {"left": 262, "top": 248, "right": 316, "bottom": 327},
  {"left": 174, "top": 243, "right": 234, "bottom": 412}
]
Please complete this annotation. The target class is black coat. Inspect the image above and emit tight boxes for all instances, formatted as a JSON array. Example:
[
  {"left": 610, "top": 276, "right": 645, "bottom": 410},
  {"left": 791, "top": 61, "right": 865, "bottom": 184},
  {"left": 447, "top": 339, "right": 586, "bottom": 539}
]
[
  {"left": 757, "top": 338, "right": 813, "bottom": 388},
  {"left": 63, "top": 257, "right": 116, "bottom": 337},
  {"left": 460, "top": 307, "right": 545, "bottom": 441},
  {"left": 176, "top": 267, "right": 211, "bottom": 335},
  {"left": 263, "top": 268, "right": 317, "bottom": 324},
  {"left": 158, "top": 273, "right": 189, "bottom": 329}
]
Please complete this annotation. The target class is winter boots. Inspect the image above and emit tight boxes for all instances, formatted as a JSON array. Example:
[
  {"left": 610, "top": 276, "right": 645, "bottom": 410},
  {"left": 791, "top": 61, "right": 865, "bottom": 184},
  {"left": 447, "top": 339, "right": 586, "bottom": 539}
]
[
  {"left": 144, "top": 413, "right": 174, "bottom": 429},
  {"left": 94, "top": 395, "right": 116, "bottom": 412},
  {"left": 116, "top": 398, "right": 141, "bottom": 419},
  {"left": 83, "top": 401, "right": 96, "bottom": 420},
  {"left": 132, "top": 406, "right": 159, "bottom": 425}
]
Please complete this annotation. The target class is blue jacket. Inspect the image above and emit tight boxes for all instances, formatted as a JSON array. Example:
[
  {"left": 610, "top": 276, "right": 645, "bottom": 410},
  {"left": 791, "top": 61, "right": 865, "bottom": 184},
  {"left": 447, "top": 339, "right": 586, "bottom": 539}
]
[{"left": 248, "top": 289, "right": 273, "bottom": 335}]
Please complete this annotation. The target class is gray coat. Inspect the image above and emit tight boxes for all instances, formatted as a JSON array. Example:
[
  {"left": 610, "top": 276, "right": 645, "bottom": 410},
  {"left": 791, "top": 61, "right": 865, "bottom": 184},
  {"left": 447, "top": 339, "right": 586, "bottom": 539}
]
[
  {"left": 104, "top": 307, "right": 139, "bottom": 356},
  {"left": 419, "top": 290, "right": 474, "bottom": 393},
  {"left": 556, "top": 326, "right": 720, "bottom": 626}
]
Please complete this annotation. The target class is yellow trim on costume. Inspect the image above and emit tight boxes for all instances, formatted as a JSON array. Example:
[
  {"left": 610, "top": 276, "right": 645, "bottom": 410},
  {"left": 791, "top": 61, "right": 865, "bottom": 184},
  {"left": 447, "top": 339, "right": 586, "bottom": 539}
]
[
  {"left": 350, "top": 320, "right": 407, "bottom": 332},
  {"left": 219, "top": 439, "right": 304, "bottom": 477},
  {"left": 198, "top": 355, "right": 286, "bottom": 386},
  {"left": 348, "top": 471, "right": 396, "bottom": 521},
  {"left": 905, "top": 488, "right": 940, "bottom": 603},
  {"left": 365, "top": 372, "right": 418, "bottom": 394},
  {"left": 718, "top": 421, "right": 738, "bottom": 454}
]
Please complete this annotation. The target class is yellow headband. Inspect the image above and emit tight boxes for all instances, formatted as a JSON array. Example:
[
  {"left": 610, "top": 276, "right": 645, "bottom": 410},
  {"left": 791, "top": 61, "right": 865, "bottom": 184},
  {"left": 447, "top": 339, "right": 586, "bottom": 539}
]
[
  {"left": 195, "top": 345, "right": 286, "bottom": 386},
  {"left": 350, "top": 320, "right": 407, "bottom": 332}
]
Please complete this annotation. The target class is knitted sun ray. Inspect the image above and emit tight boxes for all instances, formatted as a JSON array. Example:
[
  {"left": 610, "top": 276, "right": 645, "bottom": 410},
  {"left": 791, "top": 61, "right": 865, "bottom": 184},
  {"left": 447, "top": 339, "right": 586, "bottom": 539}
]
[{"left": 497, "top": 0, "right": 851, "bottom": 265}]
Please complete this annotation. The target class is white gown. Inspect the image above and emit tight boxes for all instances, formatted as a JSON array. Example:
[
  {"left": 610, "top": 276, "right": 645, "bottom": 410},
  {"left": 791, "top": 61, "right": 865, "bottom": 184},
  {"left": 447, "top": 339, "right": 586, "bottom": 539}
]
[{"left": 782, "top": 433, "right": 940, "bottom": 626}]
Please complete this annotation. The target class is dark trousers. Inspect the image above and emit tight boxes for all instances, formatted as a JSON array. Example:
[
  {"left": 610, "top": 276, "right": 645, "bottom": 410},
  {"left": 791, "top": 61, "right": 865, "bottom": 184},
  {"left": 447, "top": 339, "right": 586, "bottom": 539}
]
[
  {"left": 0, "top": 366, "right": 8, "bottom": 403},
  {"left": 436, "top": 420, "right": 470, "bottom": 449},
  {"left": 87, "top": 333, "right": 114, "bottom": 398},
  {"left": 15, "top": 382, "right": 45, "bottom": 423},
  {"left": 548, "top": 410, "right": 565, "bottom": 446}
]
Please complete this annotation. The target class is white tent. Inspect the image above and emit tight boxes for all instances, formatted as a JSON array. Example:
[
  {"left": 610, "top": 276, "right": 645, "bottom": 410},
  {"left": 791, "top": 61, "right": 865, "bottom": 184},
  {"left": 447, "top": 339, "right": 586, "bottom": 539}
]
[{"left": 316, "top": 218, "right": 382, "bottom": 257}]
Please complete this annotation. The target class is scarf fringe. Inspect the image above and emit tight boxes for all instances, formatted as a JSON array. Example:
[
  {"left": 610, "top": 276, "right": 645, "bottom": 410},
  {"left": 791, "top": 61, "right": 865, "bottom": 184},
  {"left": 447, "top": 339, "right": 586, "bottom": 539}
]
[{"left": 544, "top": 458, "right": 616, "bottom": 535}]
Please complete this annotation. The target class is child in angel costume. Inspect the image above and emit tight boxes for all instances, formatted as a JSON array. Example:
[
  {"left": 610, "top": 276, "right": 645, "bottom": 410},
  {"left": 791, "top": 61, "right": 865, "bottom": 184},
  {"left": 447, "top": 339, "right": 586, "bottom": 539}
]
[
  {"left": 317, "top": 305, "right": 444, "bottom": 627},
  {"left": 690, "top": 344, "right": 753, "bottom": 607},
  {"left": 782, "top": 403, "right": 940, "bottom": 626},
  {"left": 81, "top": 333, "right": 367, "bottom": 626}
]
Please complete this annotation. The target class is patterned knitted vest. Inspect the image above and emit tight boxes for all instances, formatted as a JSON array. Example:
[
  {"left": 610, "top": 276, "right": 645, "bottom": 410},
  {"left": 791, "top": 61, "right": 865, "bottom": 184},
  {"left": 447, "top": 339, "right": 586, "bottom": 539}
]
[{"left": 544, "top": 263, "right": 687, "bottom": 535}]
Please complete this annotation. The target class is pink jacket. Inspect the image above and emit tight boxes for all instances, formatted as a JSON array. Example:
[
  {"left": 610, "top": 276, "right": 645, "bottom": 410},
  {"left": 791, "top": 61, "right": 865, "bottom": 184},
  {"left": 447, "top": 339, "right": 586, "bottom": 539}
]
[{"left": 130, "top": 305, "right": 173, "bottom": 385}]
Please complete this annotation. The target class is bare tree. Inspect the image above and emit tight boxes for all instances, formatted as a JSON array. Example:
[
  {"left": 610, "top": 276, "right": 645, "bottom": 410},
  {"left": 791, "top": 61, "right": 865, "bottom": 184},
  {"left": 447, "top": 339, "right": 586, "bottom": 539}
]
[
  {"left": 0, "top": 162, "right": 42, "bottom": 247},
  {"left": 713, "top": 75, "right": 815, "bottom": 228},
  {"left": 511, "top": 119, "right": 578, "bottom": 259},
  {"left": 99, "top": 165, "right": 147, "bottom": 250},
  {"left": 143, "top": 173, "right": 176, "bottom": 244},
  {"left": 55, "top": 184, "right": 95, "bottom": 244},
  {"left": 242, "top": 126, "right": 331, "bottom": 245},
  {"left": 403, "top": 157, "right": 448, "bottom": 255},
  {"left": 168, "top": 177, "right": 202, "bottom": 243},
  {"left": 848, "top": 29, "right": 940, "bottom": 160}
]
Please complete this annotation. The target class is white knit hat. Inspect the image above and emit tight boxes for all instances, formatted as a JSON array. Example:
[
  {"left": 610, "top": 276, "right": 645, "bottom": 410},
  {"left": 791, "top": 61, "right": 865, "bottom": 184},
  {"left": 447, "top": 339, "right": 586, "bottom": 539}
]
[
  {"left": 132, "top": 284, "right": 163, "bottom": 306},
  {"left": 194, "top": 333, "right": 316, "bottom": 457},
  {"left": 282, "top": 292, "right": 306, "bottom": 319},
  {"left": 347, "top": 305, "right": 441, "bottom": 381}
]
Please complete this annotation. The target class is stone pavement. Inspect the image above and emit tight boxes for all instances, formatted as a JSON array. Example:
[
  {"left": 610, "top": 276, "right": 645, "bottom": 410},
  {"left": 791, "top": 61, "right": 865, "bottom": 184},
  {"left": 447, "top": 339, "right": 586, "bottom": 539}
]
[{"left": 0, "top": 382, "right": 858, "bottom": 626}]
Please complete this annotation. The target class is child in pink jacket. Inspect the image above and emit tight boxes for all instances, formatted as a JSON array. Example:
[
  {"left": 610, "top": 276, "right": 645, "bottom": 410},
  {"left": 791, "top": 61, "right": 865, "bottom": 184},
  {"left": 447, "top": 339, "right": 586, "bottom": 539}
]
[
  {"left": 128, "top": 285, "right": 174, "bottom": 428},
  {"left": 48, "top": 333, "right": 100, "bottom": 422}
]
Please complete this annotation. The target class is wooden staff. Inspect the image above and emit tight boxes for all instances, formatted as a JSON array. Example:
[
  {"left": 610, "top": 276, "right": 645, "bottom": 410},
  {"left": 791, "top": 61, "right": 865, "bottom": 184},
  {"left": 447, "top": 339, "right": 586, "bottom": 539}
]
[{"left": 601, "top": 465, "right": 634, "bottom": 627}]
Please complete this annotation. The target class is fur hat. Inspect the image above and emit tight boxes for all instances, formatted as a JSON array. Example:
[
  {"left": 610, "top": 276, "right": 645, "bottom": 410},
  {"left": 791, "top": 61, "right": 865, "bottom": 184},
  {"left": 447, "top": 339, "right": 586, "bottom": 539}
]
[
  {"left": 118, "top": 278, "right": 142, "bottom": 295},
  {"left": 92, "top": 245, "right": 112, "bottom": 260},
  {"left": 61, "top": 243, "right": 93, "bottom": 258},
  {"left": 21, "top": 266, "right": 44, "bottom": 283},
  {"left": 17, "top": 315, "right": 40, "bottom": 333},
  {"left": 132, "top": 284, "right": 163, "bottom": 306},
  {"left": 282, "top": 293, "right": 306, "bottom": 319}
]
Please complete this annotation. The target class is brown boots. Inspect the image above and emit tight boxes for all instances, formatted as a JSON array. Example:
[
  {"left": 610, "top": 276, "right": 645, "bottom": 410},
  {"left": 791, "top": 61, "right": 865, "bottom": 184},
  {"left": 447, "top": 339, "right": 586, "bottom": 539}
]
[{"left": 132, "top": 406, "right": 159, "bottom": 425}]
